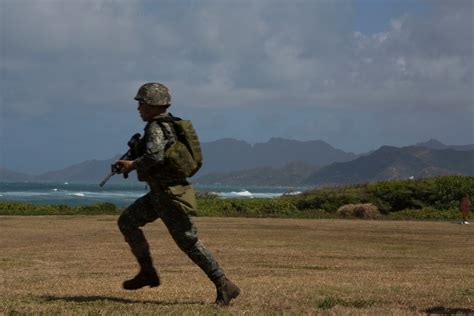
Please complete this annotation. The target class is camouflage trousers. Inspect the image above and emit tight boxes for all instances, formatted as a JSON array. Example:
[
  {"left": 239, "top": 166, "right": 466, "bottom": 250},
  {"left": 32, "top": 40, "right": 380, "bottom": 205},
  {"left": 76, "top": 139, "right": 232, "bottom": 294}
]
[{"left": 118, "top": 183, "right": 224, "bottom": 281}]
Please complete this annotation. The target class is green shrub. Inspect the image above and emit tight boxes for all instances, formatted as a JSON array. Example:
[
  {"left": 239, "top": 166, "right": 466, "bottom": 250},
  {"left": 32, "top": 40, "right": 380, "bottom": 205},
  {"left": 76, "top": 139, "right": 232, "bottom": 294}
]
[
  {"left": 196, "top": 198, "right": 300, "bottom": 218},
  {"left": 293, "top": 176, "right": 473, "bottom": 217},
  {"left": 294, "top": 184, "right": 370, "bottom": 212},
  {"left": 366, "top": 176, "right": 474, "bottom": 212},
  {"left": 388, "top": 207, "right": 460, "bottom": 221},
  {"left": 76, "top": 203, "right": 119, "bottom": 215},
  {"left": 0, "top": 202, "right": 120, "bottom": 216}
]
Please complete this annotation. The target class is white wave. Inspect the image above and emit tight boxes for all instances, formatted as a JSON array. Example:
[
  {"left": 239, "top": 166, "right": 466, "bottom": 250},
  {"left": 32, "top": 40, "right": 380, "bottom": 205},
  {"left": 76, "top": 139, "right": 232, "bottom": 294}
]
[
  {"left": 285, "top": 191, "right": 302, "bottom": 196},
  {"left": 77, "top": 191, "right": 143, "bottom": 198},
  {"left": 59, "top": 191, "right": 144, "bottom": 200},
  {"left": 251, "top": 193, "right": 283, "bottom": 198},
  {"left": 231, "top": 190, "right": 253, "bottom": 197},
  {"left": 216, "top": 190, "right": 283, "bottom": 199},
  {"left": 51, "top": 188, "right": 59, "bottom": 192}
]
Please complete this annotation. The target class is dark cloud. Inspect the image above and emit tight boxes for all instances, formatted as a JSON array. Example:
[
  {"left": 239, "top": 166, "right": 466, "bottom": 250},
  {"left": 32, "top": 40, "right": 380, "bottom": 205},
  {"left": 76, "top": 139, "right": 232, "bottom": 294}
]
[
  {"left": 0, "top": 0, "right": 472, "bottom": 173},
  {"left": 2, "top": 0, "right": 471, "bottom": 114}
]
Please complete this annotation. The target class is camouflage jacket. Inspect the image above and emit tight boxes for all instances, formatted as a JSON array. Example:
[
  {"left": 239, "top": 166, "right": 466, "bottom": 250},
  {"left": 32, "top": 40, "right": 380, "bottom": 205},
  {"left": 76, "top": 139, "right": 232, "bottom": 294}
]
[{"left": 134, "top": 113, "right": 186, "bottom": 186}]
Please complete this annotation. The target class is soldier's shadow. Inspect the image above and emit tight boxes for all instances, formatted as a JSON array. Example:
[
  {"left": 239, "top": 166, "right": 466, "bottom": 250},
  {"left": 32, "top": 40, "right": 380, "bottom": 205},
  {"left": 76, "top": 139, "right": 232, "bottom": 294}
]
[
  {"left": 423, "top": 306, "right": 474, "bottom": 315},
  {"left": 41, "top": 295, "right": 207, "bottom": 306}
]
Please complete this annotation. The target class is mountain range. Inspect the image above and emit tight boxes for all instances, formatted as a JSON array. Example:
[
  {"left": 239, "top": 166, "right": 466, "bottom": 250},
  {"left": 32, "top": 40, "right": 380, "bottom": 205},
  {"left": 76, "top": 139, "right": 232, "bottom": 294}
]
[
  {"left": 414, "top": 139, "right": 474, "bottom": 151},
  {"left": 199, "top": 137, "right": 356, "bottom": 173},
  {"left": 1, "top": 138, "right": 472, "bottom": 186},
  {"left": 303, "top": 145, "right": 473, "bottom": 185},
  {"left": 0, "top": 138, "right": 354, "bottom": 184}
]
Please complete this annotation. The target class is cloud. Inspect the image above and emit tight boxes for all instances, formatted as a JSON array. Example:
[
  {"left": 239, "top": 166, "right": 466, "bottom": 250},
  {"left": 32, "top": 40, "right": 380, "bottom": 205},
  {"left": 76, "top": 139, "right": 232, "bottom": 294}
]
[
  {"left": 1, "top": 0, "right": 472, "bottom": 117},
  {"left": 347, "top": 1, "right": 473, "bottom": 111}
]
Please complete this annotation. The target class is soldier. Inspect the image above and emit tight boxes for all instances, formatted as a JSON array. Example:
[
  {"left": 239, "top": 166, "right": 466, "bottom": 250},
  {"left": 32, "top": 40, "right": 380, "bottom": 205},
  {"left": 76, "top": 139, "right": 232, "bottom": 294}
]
[{"left": 115, "top": 82, "right": 240, "bottom": 305}]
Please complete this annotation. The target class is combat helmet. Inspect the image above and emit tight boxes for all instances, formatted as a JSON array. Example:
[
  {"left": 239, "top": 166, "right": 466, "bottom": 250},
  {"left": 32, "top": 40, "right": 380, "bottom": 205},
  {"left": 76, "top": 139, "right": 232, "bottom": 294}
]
[{"left": 134, "top": 82, "right": 171, "bottom": 106}]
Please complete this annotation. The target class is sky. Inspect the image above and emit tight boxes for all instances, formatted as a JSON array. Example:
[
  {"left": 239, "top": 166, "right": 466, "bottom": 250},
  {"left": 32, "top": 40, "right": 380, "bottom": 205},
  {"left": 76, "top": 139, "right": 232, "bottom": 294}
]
[{"left": 1, "top": 0, "right": 473, "bottom": 174}]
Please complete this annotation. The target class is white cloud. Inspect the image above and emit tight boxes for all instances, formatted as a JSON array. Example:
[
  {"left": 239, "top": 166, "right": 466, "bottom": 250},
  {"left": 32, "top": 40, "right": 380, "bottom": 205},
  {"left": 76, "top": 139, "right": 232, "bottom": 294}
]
[
  {"left": 1, "top": 0, "right": 472, "bottom": 116},
  {"left": 346, "top": 2, "right": 473, "bottom": 111}
]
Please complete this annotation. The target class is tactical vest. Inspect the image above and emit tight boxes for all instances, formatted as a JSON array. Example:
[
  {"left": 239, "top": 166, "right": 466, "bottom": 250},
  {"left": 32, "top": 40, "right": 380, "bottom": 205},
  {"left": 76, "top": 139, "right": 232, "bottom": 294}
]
[{"left": 154, "top": 115, "right": 203, "bottom": 178}]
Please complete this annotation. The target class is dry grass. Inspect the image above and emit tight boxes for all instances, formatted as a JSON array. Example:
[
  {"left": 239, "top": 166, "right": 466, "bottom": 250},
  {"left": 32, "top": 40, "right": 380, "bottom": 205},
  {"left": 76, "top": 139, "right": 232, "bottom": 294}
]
[
  {"left": 336, "top": 203, "right": 380, "bottom": 219},
  {"left": 0, "top": 216, "right": 473, "bottom": 315}
]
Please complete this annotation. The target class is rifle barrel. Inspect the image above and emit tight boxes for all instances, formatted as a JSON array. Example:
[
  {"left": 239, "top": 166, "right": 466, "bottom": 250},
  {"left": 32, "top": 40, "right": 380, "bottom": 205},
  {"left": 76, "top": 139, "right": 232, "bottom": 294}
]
[{"left": 99, "top": 171, "right": 115, "bottom": 187}]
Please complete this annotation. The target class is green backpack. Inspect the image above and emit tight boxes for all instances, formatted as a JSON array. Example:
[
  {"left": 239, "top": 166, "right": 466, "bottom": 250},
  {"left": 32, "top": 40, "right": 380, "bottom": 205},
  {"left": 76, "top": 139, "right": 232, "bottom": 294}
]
[{"left": 155, "top": 115, "right": 203, "bottom": 178}]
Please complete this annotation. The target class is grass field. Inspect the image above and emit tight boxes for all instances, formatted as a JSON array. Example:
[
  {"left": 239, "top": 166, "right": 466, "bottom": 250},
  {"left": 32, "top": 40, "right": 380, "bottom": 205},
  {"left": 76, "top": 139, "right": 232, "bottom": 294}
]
[{"left": 1, "top": 216, "right": 473, "bottom": 315}]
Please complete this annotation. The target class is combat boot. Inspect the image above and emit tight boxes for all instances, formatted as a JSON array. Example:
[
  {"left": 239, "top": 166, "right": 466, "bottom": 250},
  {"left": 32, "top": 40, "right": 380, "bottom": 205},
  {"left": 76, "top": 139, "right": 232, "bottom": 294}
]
[
  {"left": 123, "top": 257, "right": 160, "bottom": 290},
  {"left": 214, "top": 276, "right": 240, "bottom": 306}
]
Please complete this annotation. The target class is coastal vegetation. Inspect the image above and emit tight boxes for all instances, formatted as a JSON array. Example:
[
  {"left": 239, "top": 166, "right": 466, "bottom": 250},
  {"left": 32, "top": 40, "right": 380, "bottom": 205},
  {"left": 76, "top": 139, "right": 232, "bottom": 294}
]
[
  {"left": 0, "top": 201, "right": 119, "bottom": 216},
  {"left": 0, "top": 176, "right": 472, "bottom": 220}
]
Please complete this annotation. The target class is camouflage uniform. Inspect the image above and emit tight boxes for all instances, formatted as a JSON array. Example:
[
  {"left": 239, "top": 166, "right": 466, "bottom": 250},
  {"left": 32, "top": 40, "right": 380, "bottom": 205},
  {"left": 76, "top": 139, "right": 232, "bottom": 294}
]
[
  {"left": 118, "top": 83, "right": 239, "bottom": 305},
  {"left": 117, "top": 114, "right": 224, "bottom": 282}
]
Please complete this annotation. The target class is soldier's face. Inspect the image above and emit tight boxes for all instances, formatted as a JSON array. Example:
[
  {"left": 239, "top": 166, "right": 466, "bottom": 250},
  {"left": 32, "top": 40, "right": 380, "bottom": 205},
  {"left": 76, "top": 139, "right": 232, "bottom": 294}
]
[{"left": 137, "top": 102, "right": 161, "bottom": 121}]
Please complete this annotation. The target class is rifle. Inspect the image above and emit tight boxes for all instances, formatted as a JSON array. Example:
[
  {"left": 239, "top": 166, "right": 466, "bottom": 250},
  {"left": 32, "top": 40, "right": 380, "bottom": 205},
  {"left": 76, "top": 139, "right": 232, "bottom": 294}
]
[{"left": 99, "top": 133, "right": 141, "bottom": 187}]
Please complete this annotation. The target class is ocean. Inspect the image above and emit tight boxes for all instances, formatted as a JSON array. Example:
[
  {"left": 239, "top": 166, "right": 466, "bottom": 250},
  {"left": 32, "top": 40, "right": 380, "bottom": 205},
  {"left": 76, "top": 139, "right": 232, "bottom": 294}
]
[{"left": 0, "top": 182, "right": 307, "bottom": 207}]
